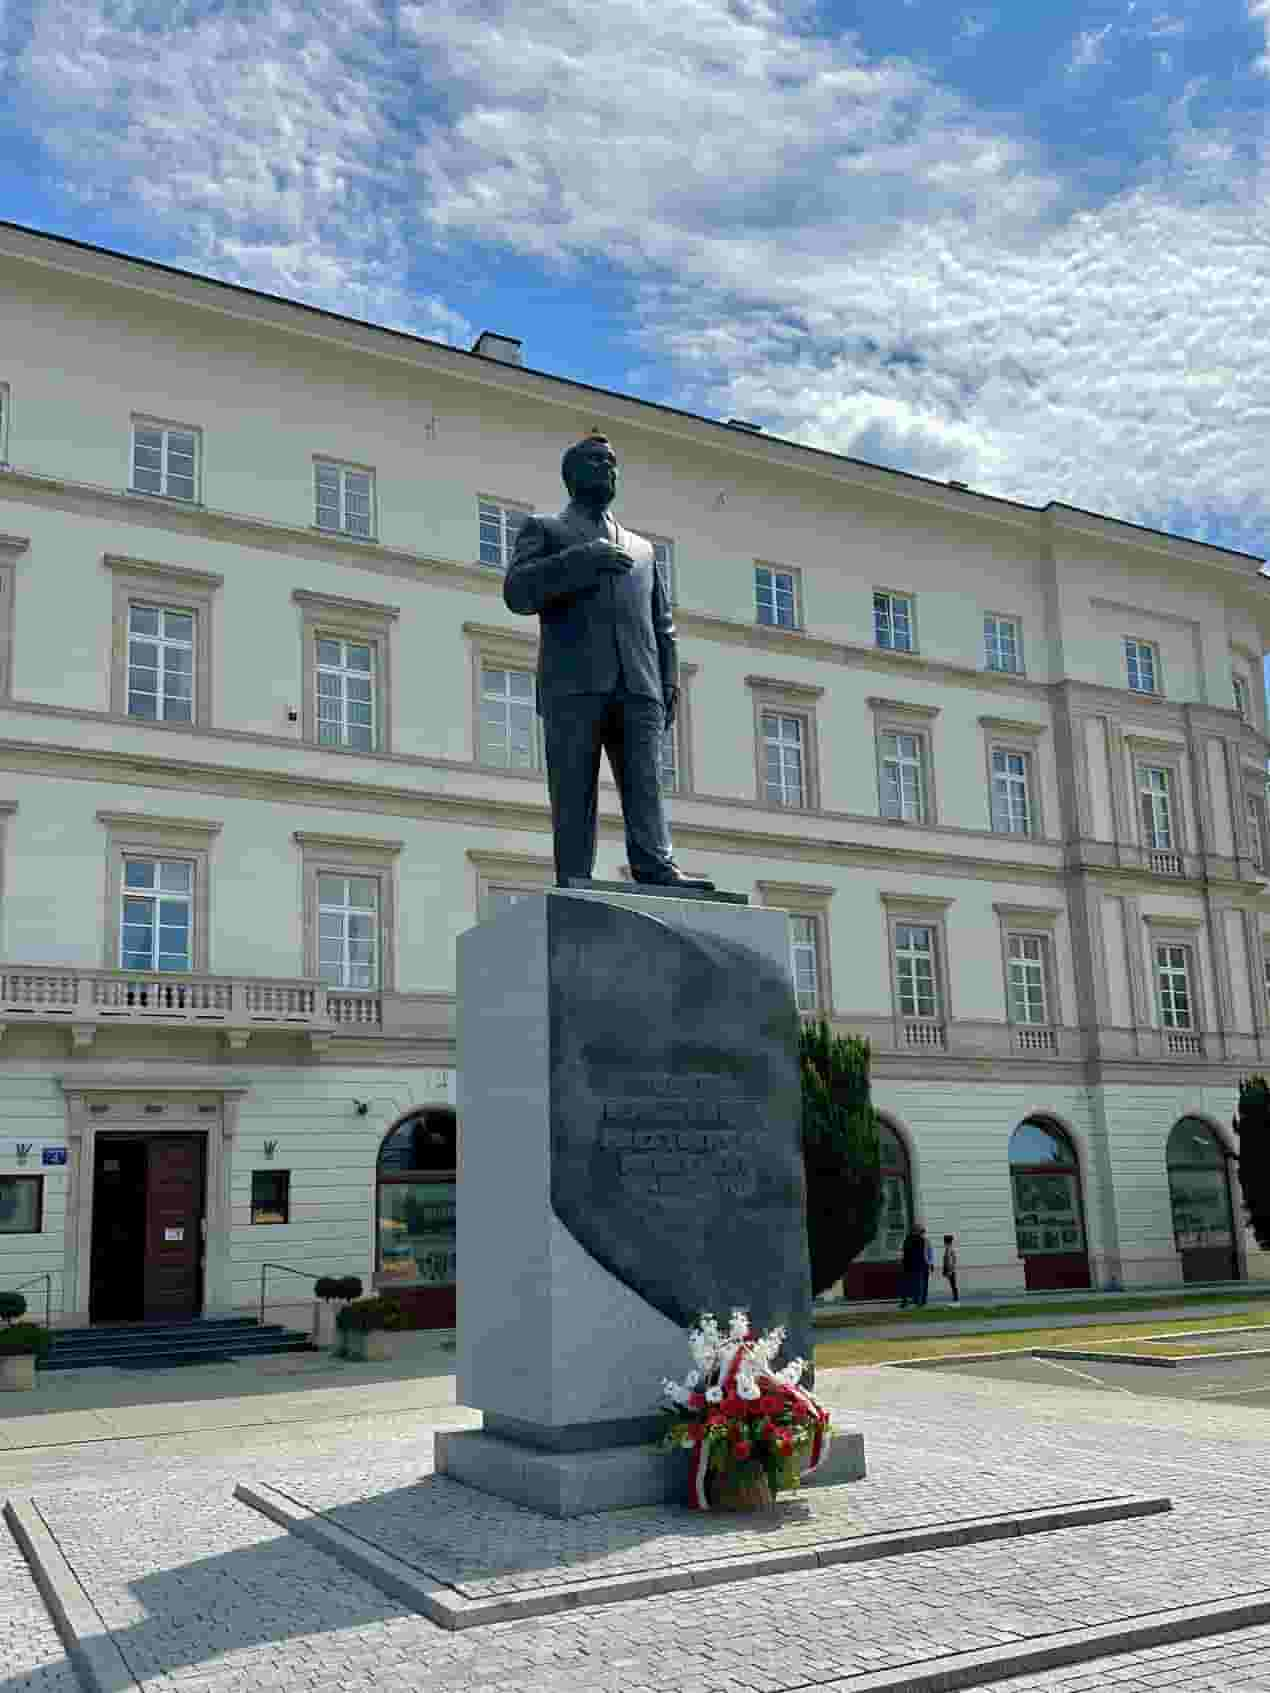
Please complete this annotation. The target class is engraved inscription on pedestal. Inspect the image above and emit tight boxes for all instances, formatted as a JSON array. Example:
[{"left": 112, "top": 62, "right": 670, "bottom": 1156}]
[{"left": 549, "top": 898, "right": 811, "bottom": 1364}]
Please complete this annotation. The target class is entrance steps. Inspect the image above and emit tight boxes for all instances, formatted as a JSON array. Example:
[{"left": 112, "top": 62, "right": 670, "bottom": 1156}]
[{"left": 42, "top": 1315, "right": 316, "bottom": 1372}]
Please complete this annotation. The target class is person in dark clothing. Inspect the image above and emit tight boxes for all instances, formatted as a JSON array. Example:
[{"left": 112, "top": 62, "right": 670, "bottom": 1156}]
[
  {"left": 942, "top": 1234, "right": 960, "bottom": 1304},
  {"left": 899, "top": 1224, "right": 927, "bottom": 1309}
]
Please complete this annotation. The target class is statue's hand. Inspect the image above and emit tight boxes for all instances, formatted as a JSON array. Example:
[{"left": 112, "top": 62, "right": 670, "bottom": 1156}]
[{"left": 588, "top": 540, "right": 634, "bottom": 573}]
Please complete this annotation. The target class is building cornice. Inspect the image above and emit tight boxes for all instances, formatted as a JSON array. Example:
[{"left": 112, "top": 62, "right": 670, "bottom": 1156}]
[
  {"left": 104, "top": 553, "right": 224, "bottom": 591},
  {"left": 2, "top": 218, "right": 1264, "bottom": 583}
]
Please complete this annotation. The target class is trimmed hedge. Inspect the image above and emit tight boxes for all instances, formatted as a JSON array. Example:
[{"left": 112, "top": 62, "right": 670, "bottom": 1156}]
[
  {"left": 0, "top": 1291, "right": 27, "bottom": 1324},
  {"left": 0, "top": 1322, "right": 49, "bottom": 1360},
  {"left": 314, "top": 1276, "right": 364, "bottom": 1303},
  {"left": 335, "top": 1295, "right": 404, "bottom": 1334}
]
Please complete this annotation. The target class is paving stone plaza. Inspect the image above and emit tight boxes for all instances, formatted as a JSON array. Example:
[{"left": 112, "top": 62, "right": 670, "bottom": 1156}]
[{"left": 5, "top": 1357, "right": 1270, "bottom": 1692}]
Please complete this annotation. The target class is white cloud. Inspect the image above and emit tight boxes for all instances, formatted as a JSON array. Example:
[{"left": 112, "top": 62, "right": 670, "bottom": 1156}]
[
  {"left": 8, "top": 0, "right": 1270, "bottom": 552},
  {"left": 1251, "top": 0, "right": 1270, "bottom": 72},
  {"left": 1068, "top": 22, "right": 1114, "bottom": 73}
]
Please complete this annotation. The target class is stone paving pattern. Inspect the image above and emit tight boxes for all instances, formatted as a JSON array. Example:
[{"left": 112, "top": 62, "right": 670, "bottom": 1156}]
[
  {"left": 0, "top": 1519, "right": 82, "bottom": 1692},
  {"left": 989, "top": 1622, "right": 1270, "bottom": 1691},
  {"left": 4, "top": 1365, "right": 1270, "bottom": 1691}
]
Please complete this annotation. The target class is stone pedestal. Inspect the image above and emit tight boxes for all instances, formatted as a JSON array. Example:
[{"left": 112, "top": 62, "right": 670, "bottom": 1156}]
[{"left": 442, "top": 887, "right": 816, "bottom": 1515}]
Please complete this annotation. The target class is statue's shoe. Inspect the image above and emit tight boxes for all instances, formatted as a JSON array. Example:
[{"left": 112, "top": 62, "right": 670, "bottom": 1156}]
[{"left": 632, "top": 865, "right": 716, "bottom": 891}]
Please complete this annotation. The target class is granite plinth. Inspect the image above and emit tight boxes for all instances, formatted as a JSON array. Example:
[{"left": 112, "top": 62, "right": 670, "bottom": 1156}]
[
  {"left": 559, "top": 876, "right": 748, "bottom": 904},
  {"left": 433, "top": 1427, "right": 864, "bottom": 1517},
  {"left": 435, "top": 1428, "right": 692, "bottom": 1516},
  {"left": 455, "top": 890, "right": 813, "bottom": 1482}
]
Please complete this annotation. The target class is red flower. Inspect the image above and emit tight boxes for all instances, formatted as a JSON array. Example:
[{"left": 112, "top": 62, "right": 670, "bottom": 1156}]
[
  {"left": 706, "top": 1411, "right": 727, "bottom": 1428},
  {"left": 688, "top": 1392, "right": 705, "bottom": 1410},
  {"left": 733, "top": 1439, "right": 752, "bottom": 1460},
  {"left": 721, "top": 1396, "right": 744, "bottom": 1418}
]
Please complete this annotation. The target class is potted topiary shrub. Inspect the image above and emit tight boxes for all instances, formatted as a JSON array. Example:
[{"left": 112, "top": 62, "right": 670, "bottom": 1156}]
[
  {"left": 335, "top": 1294, "right": 404, "bottom": 1362},
  {"left": 311, "top": 1275, "right": 364, "bottom": 1348},
  {"left": 0, "top": 1293, "right": 49, "bottom": 1391}
]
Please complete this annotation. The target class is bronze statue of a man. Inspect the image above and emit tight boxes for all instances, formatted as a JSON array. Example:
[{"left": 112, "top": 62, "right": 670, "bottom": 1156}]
[{"left": 504, "top": 435, "right": 711, "bottom": 889}]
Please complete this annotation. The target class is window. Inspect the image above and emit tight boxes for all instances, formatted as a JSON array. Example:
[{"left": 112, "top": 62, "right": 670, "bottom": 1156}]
[
  {"left": 789, "top": 916, "right": 821, "bottom": 1012},
  {"left": 108, "top": 557, "right": 221, "bottom": 730},
  {"left": 874, "top": 590, "right": 914, "bottom": 652},
  {"left": 377, "top": 1110, "right": 457, "bottom": 1291},
  {"left": 1007, "top": 934, "right": 1049, "bottom": 1025},
  {"left": 294, "top": 590, "right": 398, "bottom": 755},
  {"left": 762, "top": 713, "right": 804, "bottom": 807},
  {"left": 984, "top": 613, "right": 1023, "bottom": 674},
  {"left": 755, "top": 565, "right": 799, "bottom": 629},
  {"left": 131, "top": 419, "right": 198, "bottom": 501},
  {"left": 479, "top": 499, "right": 530, "bottom": 569},
  {"left": 0, "top": 1175, "right": 42, "bottom": 1234},
  {"left": 315, "top": 460, "right": 375, "bottom": 539},
  {"left": 296, "top": 831, "right": 400, "bottom": 999},
  {"left": 250, "top": 1169, "right": 290, "bottom": 1225},
  {"left": 316, "top": 637, "right": 375, "bottom": 751},
  {"left": 0, "top": 381, "right": 9, "bottom": 463},
  {"left": 894, "top": 923, "right": 939, "bottom": 1019},
  {"left": 879, "top": 731, "right": 926, "bottom": 822},
  {"left": 1125, "top": 637, "right": 1159, "bottom": 694},
  {"left": 100, "top": 810, "right": 218, "bottom": 973},
  {"left": 317, "top": 874, "right": 379, "bottom": 989},
  {"left": 1234, "top": 673, "right": 1250, "bottom": 722},
  {"left": 126, "top": 604, "right": 194, "bottom": 723},
  {"left": 120, "top": 857, "right": 193, "bottom": 971},
  {"left": 481, "top": 666, "right": 540, "bottom": 769},
  {"left": 1138, "top": 765, "right": 1173, "bottom": 849},
  {"left": 1246, "top": 792, "right": 1265, "bottom": 871},
  {"left": 991, "top": 748, "right": 1032, "bottom": 834},
  {"left": 1009, "top": 1119, "right": 1089, "bottom": 1279},
  {"left": 1167, "top": 1119, "right": 1236, "bottom": 1257},
  {"left": 651, "top": 536, "right": 677, "bottom": 605},
  {"left": 1155, "top": 943, "right": 1193, "bottom": 1029}
]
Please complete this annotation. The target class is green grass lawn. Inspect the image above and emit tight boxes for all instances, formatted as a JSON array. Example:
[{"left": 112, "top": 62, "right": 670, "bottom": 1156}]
[
  {"left": 813, "top": 1303, "right": 1270, "bottom": 1368},
  {"left": 813, "top": 1286, "right": 1270, "bottom": 1330}
]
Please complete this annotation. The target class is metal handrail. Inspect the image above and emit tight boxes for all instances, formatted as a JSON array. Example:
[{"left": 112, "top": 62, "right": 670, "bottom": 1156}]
[
  {"left": 257, "top": 1262, "right": 315, "bottom": 1327},
  {"left": 0, "top": 1272, "right": 52, "bottom": 1331}
]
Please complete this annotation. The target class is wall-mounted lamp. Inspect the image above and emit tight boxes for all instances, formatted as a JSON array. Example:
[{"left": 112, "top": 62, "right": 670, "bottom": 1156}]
[
  {"left": 263, "top": 1139, "right": 278, "bottom": 1160},
  {"left": 353, "top": 1100, "right": 370, "bottom": 1117},
  {"left": 287, "top": 709, "right": 299, "bottom": 723}
]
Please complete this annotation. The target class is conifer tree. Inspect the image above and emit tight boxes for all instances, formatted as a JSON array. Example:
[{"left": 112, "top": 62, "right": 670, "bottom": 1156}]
[{"left": 800, "top": 1018, "right": 884, "bottom": 1296}]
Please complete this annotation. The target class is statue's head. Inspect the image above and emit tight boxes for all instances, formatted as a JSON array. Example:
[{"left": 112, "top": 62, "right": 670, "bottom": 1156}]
[{"left": 562, "top": 434, "right": 618, "bottom": 501}]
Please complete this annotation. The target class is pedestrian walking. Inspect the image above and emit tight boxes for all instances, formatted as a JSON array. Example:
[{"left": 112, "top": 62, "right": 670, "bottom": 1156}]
[
  {"left": 942, "top": 1233, "right": 960, "bottom": 1304},
  {"left": 919, "top": 1228, "right": 934, "bottom": 1306},
  {"left": 899, "top": 1223, "right": 927, "bottom": 1309}
]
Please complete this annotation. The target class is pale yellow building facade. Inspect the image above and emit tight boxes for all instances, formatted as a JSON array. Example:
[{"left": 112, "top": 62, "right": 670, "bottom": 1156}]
[{"left": 0, "top": 220, "right": 1268, "bottom": 1327}]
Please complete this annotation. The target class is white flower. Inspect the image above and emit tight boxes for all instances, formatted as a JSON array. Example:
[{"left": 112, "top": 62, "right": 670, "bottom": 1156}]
[
  {"left": 705, "top": 1385, "right": 723, "bottom": 1403},
  {"left": 737, "top": 1372, "right": 761, "bottom": 1400},
  {"left": 684, "top": 1370, "right": 701, "bottom": 1390},
  {"left": 729, "top": 1308, "right": 750, "bottom": 1341}
]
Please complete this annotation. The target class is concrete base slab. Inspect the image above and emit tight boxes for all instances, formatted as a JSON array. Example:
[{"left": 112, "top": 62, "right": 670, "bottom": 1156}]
[
  {"left": 234, "top": 1479, "right": 1171, "bottom": 1631},
  {"left": 433, "top": 1425, "right": 866, "bottom": 1515}
]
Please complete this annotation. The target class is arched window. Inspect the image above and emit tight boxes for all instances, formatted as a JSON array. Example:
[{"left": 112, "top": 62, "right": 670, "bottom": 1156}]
[
  {"left": 376, "top": 1110, "right": 457, "bottom": 1315},
  {"left": 1167, "top": 1117, "right": 1238, "bottom": 1283},
  {"left": 1009, "top": 1117, "right": 1091, "bottom": 1290},
  {"left": 844, "top": 1117, "right": 914, "bottom": 1300}
]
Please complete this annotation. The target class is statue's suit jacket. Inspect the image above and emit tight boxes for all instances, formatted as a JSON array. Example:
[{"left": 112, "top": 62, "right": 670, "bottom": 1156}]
[{"left": 503, "top": 505, "right": 678, "bottom": 715}]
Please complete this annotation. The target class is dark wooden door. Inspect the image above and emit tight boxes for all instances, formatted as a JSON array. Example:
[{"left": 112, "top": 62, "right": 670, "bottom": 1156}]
[
  {"left": 143, "top": 1135, "right": 205, "bottom": 1320},
  {"left": 1181, "top": 1245, "right": 1239, "bottom": 1284}
]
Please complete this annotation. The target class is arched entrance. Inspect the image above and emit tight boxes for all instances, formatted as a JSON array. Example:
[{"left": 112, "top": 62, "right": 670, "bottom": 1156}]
[
  {"left": 376, "top": 1108, "right": 457, "bottom": 1328},
  {"left": 844, "top": 1118, "right": 914, "bottom": 1301},
  {"left": 1009, "top": 1118, "right": 1092, "bottom": 1291},
  {"left": 1167, "top": 1118, "right": 1240, "bottom": 1284}
]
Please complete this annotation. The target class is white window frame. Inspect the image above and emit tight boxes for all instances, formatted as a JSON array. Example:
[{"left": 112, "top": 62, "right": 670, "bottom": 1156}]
[
  {"left": 1138, "top": 764, "right": 1174, "bottom": 850},
  {"left": 467, "top": 849, "right": 554, "bottom": 920},
  {"left": 1154, "top": 942, "right": 1194, "bottom": 1030},
  {"left": 871, "top": 698, "right": 939, "bottom": 825},
  {"left": 125, "top": 602, "right": 196, "bottom": 726},
  {"left": 316, "top": 872, "right": 381, "bottom": 991},
  {"left": 756, "top": 882, "right": 835, "bottom": 1017},
  {"left": 762, "top": 711, "right": 805, "bottom": 808},
  {"left": 881, "top": 894, "right": 952, "bottom": 1047},
  {"left": 296, "top": 831, "right": 400, "bottom": 999},
  {"left": 1125, "top": 636, "right": 1160, "bottom": 695},
  {"left": 315, "top": 459, "right": 376, "bottom": 540},
  {"left": 98, "top": 810, "right": 220, "bottom": 974},
  {"left": 754, "top": 563, "right": 800, "bottom": 629},
  {"left": 788, "top": 914, "right": 822, "bottom": 1013},
  {"left": 0, "top": 382, "right": 9, "bottom": 465},
  {"left": 1245, "top": 787, "right": 1267, "bottom": 871},
  {"left": 984, "top": 612, "right": 1023, "bottom": 675},
  {"left": 119, "top": 855, "right": 195, "bottom": 973},
  {"left": 294, "top": 590, "right": 398, "bottom": 756},
  {"left": 874, "top": 589, "right": 915, "bottom": 653},
  {"left": 108, "top": 556, "right": 221, "bottom": 732},
  {"left": 879, "top": 730, "right": 927, "bottom": 822},
  {"left": 478, "top": 498, "right": 531, "bottom": 570},
  {"left": 991, "top": 746, "right": 1032, "bottom": 835},
  {"left": 315, "top": 635, "right": 376, "bottom": 752},
  {"left": 480, "top": 664, "right": 542, "bottom": 771},
  {"left": 1006, "top": 932, "right": 1050, "bottom": 1026},
  {"left": 894, "top": 922, "right": 940, "bottom": 1020},
  {"left": 131, "top": 417, "right": 200, "bottom": 502},
  {"left": 1233, "top": 673, "right": 1250, "bottom": 723}
]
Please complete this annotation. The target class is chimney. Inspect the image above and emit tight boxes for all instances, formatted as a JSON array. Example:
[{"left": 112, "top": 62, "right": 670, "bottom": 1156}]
[
  {"left": 726, "top": 418, "right": 762, "bottom": 432},
  {"left": 472, "top": 330, "right": 523, "bottom": 366}
]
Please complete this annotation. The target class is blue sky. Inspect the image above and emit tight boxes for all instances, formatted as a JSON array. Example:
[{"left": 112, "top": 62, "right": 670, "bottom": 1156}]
[{"left": 2, "top": 0, "right": 1270, "bottom": 571}]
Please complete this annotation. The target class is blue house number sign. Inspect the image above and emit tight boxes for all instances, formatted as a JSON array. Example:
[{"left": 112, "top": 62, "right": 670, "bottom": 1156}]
[{"left": 41, "top": 1147, "right": 68, "bottom": 1166}]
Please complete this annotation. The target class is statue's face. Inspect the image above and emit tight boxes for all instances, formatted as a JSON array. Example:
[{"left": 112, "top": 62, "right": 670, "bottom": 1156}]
[{"left": 571, "top": 439, "right": 618, "bottom": 503}]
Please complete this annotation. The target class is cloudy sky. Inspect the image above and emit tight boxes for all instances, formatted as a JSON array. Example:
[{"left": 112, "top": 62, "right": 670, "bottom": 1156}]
[{"left": 2, "top": 0, "right": 1269, "bottom": 561}]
